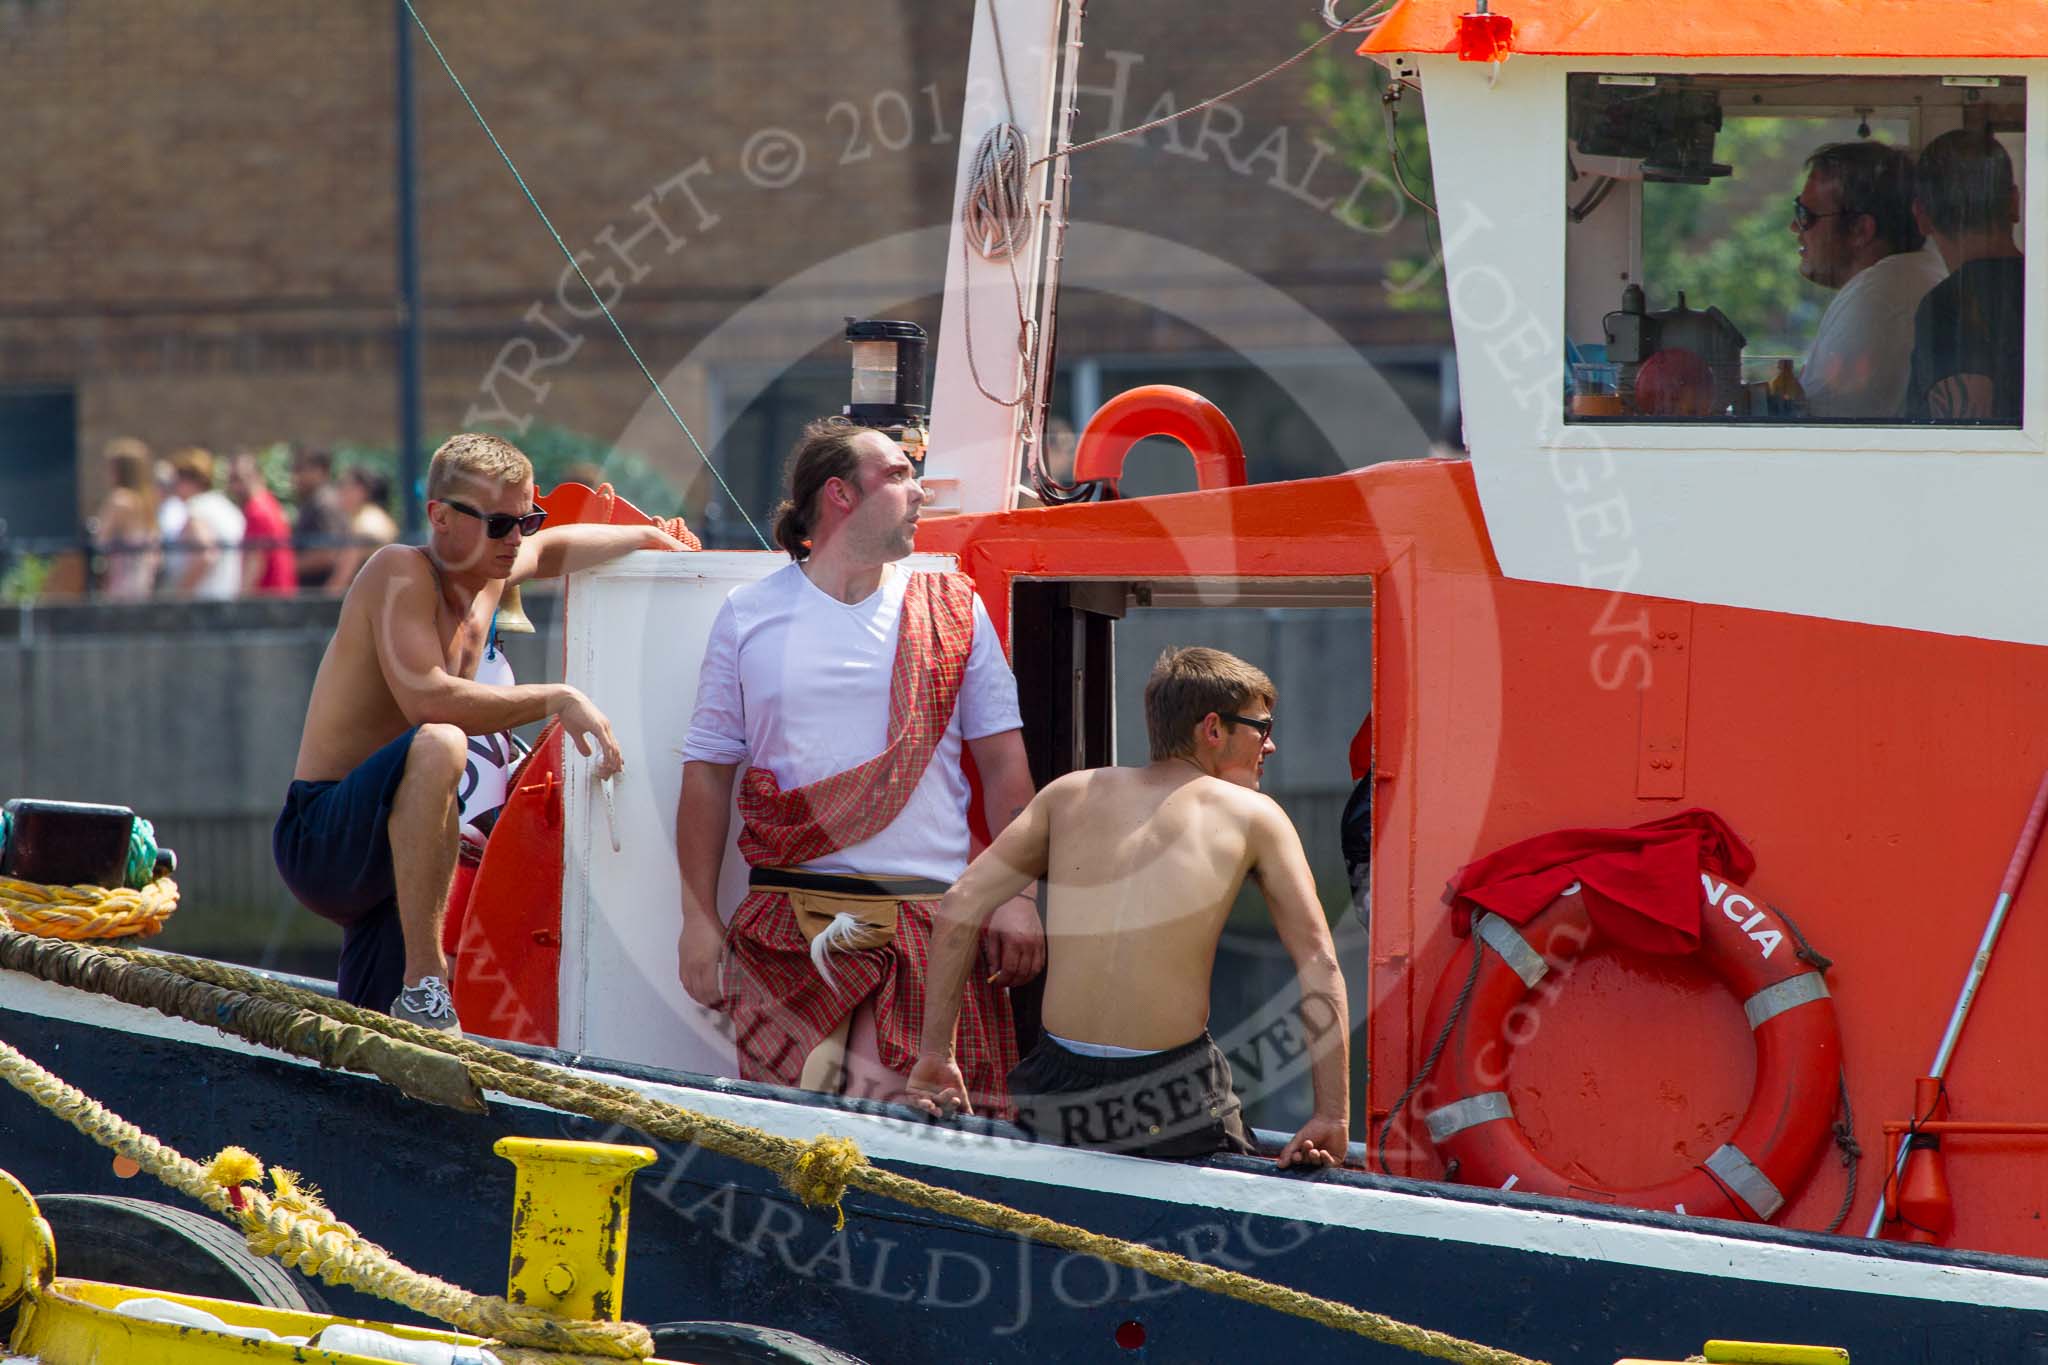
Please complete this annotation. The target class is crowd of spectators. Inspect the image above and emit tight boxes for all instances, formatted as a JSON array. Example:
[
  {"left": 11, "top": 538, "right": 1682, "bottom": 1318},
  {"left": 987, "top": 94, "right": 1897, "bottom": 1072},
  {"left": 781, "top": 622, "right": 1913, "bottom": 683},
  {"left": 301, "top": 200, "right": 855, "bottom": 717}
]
[{"left": 86, "top": 439, "right": 402, "bottom": 601}]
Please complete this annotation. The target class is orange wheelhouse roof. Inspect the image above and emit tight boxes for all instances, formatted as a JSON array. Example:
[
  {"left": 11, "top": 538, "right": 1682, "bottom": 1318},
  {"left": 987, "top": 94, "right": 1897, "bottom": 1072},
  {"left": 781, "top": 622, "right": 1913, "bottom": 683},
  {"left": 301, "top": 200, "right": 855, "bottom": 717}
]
[{"left": 1360, "top": 0, "right": 2048, "bottom": 60}]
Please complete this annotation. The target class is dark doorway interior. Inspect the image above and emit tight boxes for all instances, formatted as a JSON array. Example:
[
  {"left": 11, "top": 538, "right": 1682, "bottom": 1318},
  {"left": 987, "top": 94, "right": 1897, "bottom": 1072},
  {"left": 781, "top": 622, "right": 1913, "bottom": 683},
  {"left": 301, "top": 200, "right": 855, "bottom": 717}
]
[{"left": 0, "top": 387, "right": 80, "bottom": 550}]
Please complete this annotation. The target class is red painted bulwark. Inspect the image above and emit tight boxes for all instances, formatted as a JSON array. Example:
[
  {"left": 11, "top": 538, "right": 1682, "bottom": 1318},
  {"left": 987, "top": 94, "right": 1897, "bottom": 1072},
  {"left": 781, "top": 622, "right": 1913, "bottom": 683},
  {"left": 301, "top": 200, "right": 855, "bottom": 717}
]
[
  {"left": 1362, "top": 0, "right": 2048, "bottom": 58},
  {"left": 451, "top": 480, "right": 674, "bottom": 1044},
  {"left": 450, "top": 724, "right": 564, "bottom": 1045},
  {"left": 930, "top": 458, "right": 2048, "bottom": 1251}
]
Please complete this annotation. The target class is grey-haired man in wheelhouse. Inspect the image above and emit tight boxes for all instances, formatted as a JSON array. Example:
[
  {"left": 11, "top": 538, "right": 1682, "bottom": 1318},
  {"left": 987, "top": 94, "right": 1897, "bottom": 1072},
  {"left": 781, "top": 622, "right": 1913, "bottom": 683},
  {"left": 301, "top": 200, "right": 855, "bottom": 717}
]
[{"left": 676, "top": 415, "right": 1043, "bottom": 1112}]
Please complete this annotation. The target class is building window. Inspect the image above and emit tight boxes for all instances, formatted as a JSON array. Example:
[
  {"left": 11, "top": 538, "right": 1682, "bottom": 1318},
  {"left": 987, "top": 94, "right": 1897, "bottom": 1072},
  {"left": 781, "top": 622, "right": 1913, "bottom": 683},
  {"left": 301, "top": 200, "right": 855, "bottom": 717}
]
[{"left": 1563, "top": 73, "right": 2025, "bottom": 427}]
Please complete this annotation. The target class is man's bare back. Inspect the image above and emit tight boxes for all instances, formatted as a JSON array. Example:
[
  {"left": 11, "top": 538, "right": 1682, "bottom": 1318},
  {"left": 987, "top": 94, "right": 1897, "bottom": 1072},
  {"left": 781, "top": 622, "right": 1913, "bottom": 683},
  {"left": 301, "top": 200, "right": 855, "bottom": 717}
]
[
  {"left": 913, "top": 654, "right": 1349, "bottom": 1167},
  {"left": 1037, "top": 764, "right": 1275, "bottom": 1051},
  {"left": 294, "top": 545, "right": 501, "bottom": 782}
]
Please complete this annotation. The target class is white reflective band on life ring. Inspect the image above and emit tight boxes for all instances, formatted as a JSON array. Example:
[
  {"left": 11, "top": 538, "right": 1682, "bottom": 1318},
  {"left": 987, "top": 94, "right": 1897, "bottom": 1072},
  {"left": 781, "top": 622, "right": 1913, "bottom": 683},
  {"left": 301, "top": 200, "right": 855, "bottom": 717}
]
[
  {"left": 1425, "top": 1090, "right": 1515, "bottom": 1143},
  {"left": 1741, "top": 972, "right": 1830, "bottom": 1030},
  {"left": 1475, "top": 913, "right": 1549, "bottom": 989},
  {"left": 1704, "top": 1143, "right": 1785, "bottom": 1219}
]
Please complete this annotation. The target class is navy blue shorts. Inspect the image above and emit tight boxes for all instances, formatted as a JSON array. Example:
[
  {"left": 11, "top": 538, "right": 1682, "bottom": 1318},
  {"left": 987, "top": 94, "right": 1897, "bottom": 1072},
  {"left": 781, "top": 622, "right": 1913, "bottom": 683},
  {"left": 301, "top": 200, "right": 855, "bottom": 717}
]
[
  {"left": 1008, "top": 1032, "right": 1252, "bottom": 1160},
  {"left": 272, "top": 727, "right": 417, "bottom": 1011}
]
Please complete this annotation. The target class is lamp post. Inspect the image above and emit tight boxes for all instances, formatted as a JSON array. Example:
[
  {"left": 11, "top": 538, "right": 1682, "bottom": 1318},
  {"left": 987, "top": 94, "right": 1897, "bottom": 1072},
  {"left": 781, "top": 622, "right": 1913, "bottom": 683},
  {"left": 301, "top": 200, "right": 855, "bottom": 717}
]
[{"left": 394, "top": 0, "right": 425, "bottom": 542}]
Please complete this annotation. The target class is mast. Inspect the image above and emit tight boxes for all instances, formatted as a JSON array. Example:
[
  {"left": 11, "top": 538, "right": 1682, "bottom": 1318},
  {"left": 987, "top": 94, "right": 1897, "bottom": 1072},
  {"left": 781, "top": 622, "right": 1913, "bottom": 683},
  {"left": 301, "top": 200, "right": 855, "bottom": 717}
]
[{"left": 922, "top": 0, "right": 1067, "bottom": 519}]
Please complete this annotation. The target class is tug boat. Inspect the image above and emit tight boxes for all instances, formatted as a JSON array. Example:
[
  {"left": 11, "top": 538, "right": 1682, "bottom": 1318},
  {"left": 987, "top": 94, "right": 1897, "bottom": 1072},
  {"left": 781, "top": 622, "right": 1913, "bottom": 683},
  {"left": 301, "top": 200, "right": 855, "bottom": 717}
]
[{"left": 7, "top": 1, "right": 2048, "bottom": 1361}]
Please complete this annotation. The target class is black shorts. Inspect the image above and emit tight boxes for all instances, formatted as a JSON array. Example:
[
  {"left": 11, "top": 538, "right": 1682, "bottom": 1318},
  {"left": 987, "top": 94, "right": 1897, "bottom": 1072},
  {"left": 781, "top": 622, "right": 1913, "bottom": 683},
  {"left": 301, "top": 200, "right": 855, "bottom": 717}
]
[
  {"left": 1008, "top": 1031, "right": 1253, "bottom": 1160},
  {"left": 271, "top": 727, "right": 417, "bottom": 1010}
]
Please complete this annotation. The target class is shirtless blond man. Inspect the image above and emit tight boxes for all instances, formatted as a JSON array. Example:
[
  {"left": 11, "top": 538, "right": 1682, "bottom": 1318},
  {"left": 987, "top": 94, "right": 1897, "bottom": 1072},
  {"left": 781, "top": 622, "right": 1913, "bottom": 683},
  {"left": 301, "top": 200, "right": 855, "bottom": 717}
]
[
  {"left": 911, "top": 647, "right": 1349, "bottom": 1167},
  {"left": 274, "top": 433, "right": 684, "bottom": 1030}
]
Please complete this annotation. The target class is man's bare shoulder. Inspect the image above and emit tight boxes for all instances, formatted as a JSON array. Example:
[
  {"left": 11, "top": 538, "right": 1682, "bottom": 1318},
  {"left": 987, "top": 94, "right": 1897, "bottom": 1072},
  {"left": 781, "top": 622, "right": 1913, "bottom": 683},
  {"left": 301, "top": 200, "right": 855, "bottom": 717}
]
[
  {"left": 1038, "top": 768, "right": 1102, "bottom": 809},
  {"left": 349, "top": 543, "right": 429, "bottom": 591},
  {"left": 337, "top": 545, "right": 430, "bottom": 623},
  {"left": 1189, "top": 770, "right": 1281, "bottom": 810}
]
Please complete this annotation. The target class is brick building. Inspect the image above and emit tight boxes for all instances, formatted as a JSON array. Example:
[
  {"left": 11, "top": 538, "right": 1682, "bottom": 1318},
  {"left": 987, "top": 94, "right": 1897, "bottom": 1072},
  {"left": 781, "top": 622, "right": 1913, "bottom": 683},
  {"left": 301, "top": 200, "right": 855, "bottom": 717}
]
[{"left": 0, "top": 1, "right": 1452, "bottom": 557}]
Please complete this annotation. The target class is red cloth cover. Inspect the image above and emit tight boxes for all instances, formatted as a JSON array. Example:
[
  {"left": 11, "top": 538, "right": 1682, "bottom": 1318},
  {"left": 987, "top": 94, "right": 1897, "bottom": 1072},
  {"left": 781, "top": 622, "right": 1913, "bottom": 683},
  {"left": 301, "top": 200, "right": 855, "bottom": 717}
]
[
  {"left": 1443, "top": 809, "right": 1755, "bottom": 955},
  {"left": 1347, "top": 713, "right": 1373, "bottom": 782}
]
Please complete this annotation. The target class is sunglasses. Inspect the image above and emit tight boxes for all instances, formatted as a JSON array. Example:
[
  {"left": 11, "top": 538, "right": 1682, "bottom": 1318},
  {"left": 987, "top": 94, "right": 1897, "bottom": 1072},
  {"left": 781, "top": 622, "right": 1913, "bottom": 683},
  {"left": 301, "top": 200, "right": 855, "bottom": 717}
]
[
  {"left": 1790, "top": 198, "right": 1851, "bottom": 231},
  {"left": 1220, "top": 712, "right": 1274, "bottom": 741},
  {"left": 442, "top": 499, "right": 547, "bottom": 539}
]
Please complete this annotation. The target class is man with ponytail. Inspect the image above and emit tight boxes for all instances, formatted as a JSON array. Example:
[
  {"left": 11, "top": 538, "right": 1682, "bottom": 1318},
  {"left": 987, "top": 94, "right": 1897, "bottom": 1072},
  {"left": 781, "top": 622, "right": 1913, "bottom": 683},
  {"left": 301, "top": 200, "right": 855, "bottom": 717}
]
[{"left": 677, "top": 417, "right": 1041, "bottom": 1111}]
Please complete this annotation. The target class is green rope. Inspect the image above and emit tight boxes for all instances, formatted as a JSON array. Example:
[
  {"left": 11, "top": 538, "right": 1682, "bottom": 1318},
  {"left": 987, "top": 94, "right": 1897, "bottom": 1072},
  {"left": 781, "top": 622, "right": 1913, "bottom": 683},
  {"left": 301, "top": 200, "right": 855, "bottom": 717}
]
[
  {"left": 399, "top": 0, "right": 769, "bottom": 551},
  {"left": 125, "top": 815, "right": 160, "bottom": 890}
]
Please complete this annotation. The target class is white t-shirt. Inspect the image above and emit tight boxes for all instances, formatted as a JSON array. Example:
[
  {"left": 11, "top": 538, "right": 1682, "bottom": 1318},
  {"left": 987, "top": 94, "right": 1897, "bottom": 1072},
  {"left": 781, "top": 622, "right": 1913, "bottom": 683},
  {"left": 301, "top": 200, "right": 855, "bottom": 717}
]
[
  {"left": 176, "top": 490, "right": 245, "bottom": 600},
  {"left": 1801, "top": 244, "right": 1949, "bottom": 420},
  {"left": 683, "top": 562, "right": 1023, "bottom": 883}
]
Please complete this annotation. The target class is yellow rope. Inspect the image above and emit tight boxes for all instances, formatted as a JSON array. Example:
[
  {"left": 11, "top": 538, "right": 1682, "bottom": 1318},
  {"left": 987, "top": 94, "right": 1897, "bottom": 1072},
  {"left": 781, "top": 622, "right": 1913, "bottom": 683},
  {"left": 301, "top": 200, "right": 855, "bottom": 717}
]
[
  {"left": 51, "top": 939, "right": 1549, "bottom": 1365},
  {"left": 0, "top": 1033, "right": 652, "bottom": 1360},
  {"left": 0, "top": 875, "right": 176, "bottom": 940}
]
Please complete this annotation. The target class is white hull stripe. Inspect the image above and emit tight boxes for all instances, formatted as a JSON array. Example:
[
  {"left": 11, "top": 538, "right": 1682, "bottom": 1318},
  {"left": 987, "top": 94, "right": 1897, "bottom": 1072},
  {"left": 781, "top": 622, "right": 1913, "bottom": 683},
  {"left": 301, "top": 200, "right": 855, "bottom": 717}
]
[
  {"left": 1425, "top": 1090, "right": 1514, "bottom": 1143},
  {"left": 1704, "top": 1143, "right": 1786, "bottom": 1221},
  {"left": 7, "top": 970, "right": 2048, "bottom": 1315},
  {"left": 1475, "top": 913, "right": 1547, "bottom": 989},
  {"left": 1743, "top": 973, "right": 1830, "bottom": 1030}
]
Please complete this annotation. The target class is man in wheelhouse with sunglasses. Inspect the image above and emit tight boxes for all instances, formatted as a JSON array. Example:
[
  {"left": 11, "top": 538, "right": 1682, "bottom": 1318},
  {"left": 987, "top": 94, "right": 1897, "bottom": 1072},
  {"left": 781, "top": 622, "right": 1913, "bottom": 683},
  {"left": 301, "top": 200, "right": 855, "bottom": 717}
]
[
  {"left": 274, "top": 433, "right": 689, "bottom": 1032},
  {"left": 1790, "top": 140, "right": 1947, "bottom": 419}
]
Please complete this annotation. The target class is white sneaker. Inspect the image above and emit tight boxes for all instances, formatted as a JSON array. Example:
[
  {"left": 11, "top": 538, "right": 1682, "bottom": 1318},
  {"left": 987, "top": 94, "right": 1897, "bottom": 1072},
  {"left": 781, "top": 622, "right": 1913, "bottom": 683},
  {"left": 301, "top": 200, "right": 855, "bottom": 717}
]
[{"left": 391, "top": 976, "right": 463, "bottom": 1036}]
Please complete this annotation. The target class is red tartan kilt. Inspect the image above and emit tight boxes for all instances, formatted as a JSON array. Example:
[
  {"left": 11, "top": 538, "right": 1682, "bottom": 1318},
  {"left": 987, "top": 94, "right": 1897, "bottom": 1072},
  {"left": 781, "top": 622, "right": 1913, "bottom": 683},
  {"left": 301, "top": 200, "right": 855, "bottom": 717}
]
[{"left": 719, "top": 890, "right": 1018, "bottom": 1119}]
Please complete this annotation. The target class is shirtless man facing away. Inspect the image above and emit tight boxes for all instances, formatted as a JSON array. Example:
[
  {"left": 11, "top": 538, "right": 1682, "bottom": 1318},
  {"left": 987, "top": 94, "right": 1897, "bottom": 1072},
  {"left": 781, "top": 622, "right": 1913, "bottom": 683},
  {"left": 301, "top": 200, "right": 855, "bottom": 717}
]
[
  {"left": 911, "top": 647, "right": 1350, "bottom": 1168},
  {"left": 275, "top": 433, "right": 685, "bottom": 1031}
]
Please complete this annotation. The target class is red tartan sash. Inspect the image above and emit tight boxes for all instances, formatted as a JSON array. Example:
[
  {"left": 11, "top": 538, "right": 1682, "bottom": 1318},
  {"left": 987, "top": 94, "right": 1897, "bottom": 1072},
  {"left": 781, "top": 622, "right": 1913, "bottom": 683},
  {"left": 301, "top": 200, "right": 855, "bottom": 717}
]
[
  {"left": 720, "top": 891, "right": 1018, "bottom": 1117},
  {"left": 737, "top": 571, "right": 979, "bottom": 868}
]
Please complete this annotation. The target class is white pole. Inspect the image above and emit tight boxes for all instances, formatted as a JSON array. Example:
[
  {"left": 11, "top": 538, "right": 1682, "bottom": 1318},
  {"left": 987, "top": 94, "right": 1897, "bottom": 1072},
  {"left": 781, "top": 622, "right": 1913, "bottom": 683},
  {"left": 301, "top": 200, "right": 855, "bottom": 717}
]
[{"left": 1864, "top": 767, "right": 2048, "bottom": 1236}]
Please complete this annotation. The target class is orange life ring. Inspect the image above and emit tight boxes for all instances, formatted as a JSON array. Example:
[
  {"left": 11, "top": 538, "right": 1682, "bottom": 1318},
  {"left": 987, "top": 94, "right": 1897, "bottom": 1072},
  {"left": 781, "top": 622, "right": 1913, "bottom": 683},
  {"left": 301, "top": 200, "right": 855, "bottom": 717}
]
[{"left": 1417, "top": 876, "right": 1842, "bottom": 1222}]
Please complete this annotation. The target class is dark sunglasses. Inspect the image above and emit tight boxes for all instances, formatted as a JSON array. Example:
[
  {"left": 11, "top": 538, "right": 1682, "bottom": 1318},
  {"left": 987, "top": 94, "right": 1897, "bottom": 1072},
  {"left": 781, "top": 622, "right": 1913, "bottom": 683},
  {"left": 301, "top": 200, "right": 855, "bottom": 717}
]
[
  {"left": 442, "top": 499, "right": 547, "bottom": 539},
  {"left": 1220, "top": 712, "right": 1274, "bottom": 741},
  {"left": 1790, "top": 198, "right": 1851, "bottom": 231}
]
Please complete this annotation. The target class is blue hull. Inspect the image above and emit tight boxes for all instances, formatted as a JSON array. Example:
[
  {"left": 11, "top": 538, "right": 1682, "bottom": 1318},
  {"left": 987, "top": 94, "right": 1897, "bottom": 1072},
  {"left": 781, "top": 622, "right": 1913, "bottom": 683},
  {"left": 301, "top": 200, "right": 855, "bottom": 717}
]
[{"left": 5, "top": 983, "right": 2048, "bottom": 1364}]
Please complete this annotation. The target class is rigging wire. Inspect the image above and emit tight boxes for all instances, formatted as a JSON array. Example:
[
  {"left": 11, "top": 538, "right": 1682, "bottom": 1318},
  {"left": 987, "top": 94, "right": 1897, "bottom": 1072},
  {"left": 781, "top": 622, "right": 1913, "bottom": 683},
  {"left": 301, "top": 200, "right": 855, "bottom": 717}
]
[
  {"left": 959, "top": 121, "right": 1039, "bottom": 413},
  {"left": 399, "top": 0, "right": 769, "bottom": 550},
  {"left": 1036, "top": 0, "right": 1398, "bottom": 168},
  {"left": 957, "top": 0, "right": 1042, "bottom": 466}
]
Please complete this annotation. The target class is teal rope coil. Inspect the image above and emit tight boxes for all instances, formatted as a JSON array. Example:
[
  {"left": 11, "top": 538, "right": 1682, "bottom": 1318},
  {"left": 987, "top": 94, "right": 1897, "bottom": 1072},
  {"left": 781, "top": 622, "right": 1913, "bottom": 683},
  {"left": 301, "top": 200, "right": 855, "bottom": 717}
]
[
  {"left": 126, "top": 815, "right": 161, "bottom": 890},
  {"left": 0, "top": 807, "right": 9, "bottom": 867}
]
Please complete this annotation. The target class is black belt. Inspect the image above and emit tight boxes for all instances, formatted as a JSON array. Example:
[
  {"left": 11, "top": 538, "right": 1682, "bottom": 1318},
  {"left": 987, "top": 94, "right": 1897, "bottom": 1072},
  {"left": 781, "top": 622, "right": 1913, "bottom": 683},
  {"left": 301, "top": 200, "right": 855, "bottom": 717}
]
[{"left": 748, "top": 866, "right": 951, "bottom": 898}]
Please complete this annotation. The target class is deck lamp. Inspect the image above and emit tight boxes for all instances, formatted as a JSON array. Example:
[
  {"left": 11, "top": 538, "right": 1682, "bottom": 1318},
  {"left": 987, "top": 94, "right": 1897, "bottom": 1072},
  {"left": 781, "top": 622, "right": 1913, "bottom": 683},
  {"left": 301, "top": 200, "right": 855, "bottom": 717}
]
[{"left": 842, "top": 318, "right": 931, "bottom": 470}]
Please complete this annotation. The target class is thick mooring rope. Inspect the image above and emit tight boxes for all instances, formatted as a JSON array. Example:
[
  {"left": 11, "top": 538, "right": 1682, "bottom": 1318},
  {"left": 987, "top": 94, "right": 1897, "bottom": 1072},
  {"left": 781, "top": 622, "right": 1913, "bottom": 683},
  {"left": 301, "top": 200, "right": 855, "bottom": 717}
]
[
  {"left": 0, "top": 875, "right": 177, "bottom": 941},
  {"left": 0, "top": 932, "right": 1548, "bottom": 1365},
  {"left": 0, "top": 1031, "right": 653, "bottom": 1359}
]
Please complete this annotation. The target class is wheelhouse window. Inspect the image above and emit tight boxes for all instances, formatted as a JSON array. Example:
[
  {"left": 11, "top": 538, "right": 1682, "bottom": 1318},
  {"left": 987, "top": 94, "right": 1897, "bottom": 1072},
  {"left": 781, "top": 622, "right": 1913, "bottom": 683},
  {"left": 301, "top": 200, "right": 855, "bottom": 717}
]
[{"left": 1562, "top": 73, "right": 2025, "bottom": 427}]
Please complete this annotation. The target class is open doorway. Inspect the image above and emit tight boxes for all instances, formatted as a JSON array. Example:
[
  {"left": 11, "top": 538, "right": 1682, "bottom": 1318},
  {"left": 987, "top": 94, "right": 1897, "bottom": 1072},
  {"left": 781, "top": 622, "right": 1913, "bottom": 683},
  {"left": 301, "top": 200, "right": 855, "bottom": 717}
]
[{"left": 1010, "top": 576, "right": 1373, "bottom": 1136}]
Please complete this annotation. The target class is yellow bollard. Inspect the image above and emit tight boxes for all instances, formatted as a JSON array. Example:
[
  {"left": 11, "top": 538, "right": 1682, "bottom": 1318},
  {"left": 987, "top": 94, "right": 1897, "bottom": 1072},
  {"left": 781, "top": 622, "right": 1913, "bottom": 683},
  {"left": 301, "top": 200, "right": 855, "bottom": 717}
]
[
  {"left": 494, "top": 1137, "right": 656, "bottom": 1322},
  {"left": 1703, "top": 1345, "right": 1849, "bottom": 1364},
  {"left": 0, "top": 1168, "right": 55, "bottom": 1314},
  {"left": 1616, "top": 1346, "right": 1849, "bottom": 1365}
]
